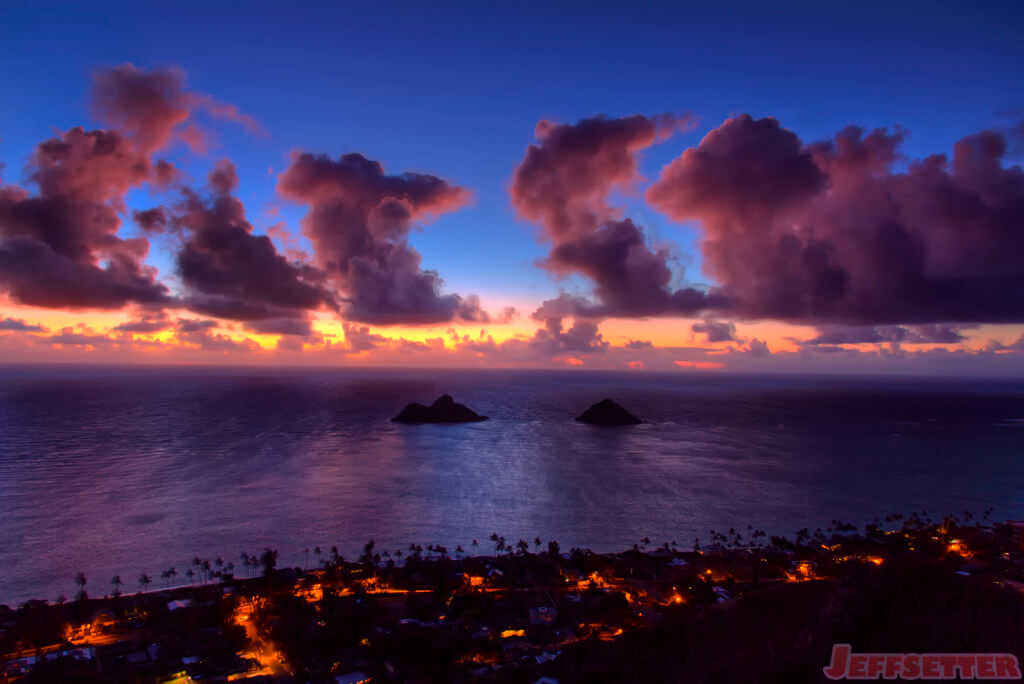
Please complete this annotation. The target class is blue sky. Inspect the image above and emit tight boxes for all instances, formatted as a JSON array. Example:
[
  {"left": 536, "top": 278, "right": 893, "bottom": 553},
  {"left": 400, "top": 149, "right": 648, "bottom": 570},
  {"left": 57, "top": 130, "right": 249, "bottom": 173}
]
[{"left": 3, "top": 0, "right": 1021, "bottom": 308}]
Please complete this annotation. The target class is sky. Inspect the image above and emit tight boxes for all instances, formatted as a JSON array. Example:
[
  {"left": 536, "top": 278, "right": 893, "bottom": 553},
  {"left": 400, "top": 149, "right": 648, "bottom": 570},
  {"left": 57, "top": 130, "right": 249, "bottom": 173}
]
[{"left": 1, "top": 0, "right": 1023, "bottom": 373}]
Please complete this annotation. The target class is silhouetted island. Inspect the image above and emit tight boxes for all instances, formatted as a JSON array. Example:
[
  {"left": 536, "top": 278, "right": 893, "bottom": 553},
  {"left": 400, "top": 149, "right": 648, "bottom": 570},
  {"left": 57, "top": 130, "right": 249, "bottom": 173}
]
[
  {"left": 576, "top": 398, "right": 644, "bottom": 425},
  {"left": 393, "top": 394, "right": 488, "bottom": 423}
]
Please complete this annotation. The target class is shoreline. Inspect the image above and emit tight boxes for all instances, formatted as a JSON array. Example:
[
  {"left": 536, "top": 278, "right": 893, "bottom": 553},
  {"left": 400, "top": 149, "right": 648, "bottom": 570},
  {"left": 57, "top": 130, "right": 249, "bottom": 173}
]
[{"left": 5, "top": 512, "right": 1024, "bottom": 680}]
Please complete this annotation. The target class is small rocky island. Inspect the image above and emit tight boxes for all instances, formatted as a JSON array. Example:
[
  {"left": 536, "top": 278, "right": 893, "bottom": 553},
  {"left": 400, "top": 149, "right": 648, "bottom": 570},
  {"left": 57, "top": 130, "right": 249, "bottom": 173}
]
[
  {"left": 393, "top": 394, "right": 488, "bottom": 423},
  {"left": 576, "top": 398, "right": 644, "bottom": 425}
]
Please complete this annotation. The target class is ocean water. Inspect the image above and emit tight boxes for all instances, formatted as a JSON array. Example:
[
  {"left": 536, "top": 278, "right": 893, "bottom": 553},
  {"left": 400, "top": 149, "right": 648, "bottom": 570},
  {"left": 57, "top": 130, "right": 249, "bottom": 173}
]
[{"left": 1, "top": 364, "right": 1023, "bottom": 605}]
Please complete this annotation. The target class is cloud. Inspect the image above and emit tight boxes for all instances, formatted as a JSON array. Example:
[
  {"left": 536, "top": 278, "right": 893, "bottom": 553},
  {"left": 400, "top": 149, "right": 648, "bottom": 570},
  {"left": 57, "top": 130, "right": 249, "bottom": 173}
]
[
  {"left": 0, "top": 316, "right": 44, "bottom": 332},
  {"left": 243, "top": 317, "right": 313, "bottom": 336},
  {"left": 528, "top": 317, "right": 609, "bottom": 354},
  {"left": 0, "top": 128, "right": 172, "bottom": 309},
  {"left": 342, "top": 321, "right": 388, "bottom": 353},
  {"left": 692, "top": 319, "right": 736, "bottom": 343},
  {"left": 801, "top": 324, "right": 971, "bottom": 346},
  {"left": 648, "top": 114, "right": 1024, "bottom": 325},
  {"left": 744, "top": 339, "right": 771, "bottom": 358},
  {"left": 174, "top": 317, "right": 258, "bottom": 352},
  {"left": 113, "top": 309, "right": 171, "bottom": 334},
  {"left": 0, "top": 64, "right": 258, "bottom": 311},
  {"left": 91, "top": 64, "right": 261, "bottom": 154},
  {"left": 44, "top": 327, "right": 118, "bottom": 347},
  {"left": 133, "top": 207, "right": 170, "bottom": 233},
  {"left": 510, "top": 114, "right": 717, "bottom": 319},
  {"left": 277, "top": 151, "right": 486, "bottom": 325},
  {"left": 169, "top": 160, "right": 328, "bottom": 322},
  {"left": 496, "top": 305, "right": 519, "bottom": 323},
  {"left": 674, "top": 360, "right": 726, "bottom": 369}
]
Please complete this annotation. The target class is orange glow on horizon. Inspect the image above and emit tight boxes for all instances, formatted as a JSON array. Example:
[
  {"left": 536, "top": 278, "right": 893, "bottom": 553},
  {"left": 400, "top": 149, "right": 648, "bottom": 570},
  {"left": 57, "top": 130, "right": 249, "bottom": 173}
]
[{"left": 674, "top": 360, "right": 726, "bottom": 370}]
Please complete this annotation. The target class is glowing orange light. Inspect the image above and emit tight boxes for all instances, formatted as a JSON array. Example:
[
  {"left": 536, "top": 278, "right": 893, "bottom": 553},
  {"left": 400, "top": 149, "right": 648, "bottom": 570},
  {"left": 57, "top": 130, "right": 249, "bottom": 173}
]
[{"left": 674, "top": 360, "right": 726, "bottom": 370}]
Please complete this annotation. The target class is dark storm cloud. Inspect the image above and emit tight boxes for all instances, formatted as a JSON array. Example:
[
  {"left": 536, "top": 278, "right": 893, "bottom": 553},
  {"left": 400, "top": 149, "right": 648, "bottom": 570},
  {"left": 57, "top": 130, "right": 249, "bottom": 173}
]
[
  {"left": 277, "top": 151, "right": 487, "bottom": 325},
  {"left": 647, "top": 114, "right": 1024, "bottom": 325},
  {"left": 510, "top": 114, "right": 717, "bottom": 319}
]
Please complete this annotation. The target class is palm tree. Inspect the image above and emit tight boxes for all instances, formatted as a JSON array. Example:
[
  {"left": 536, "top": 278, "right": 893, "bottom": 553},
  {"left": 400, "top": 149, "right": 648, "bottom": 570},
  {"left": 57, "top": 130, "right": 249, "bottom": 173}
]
[
  {"left": 186, "top": 568, "right": 195, "bottom": 585},
  {"left": 111, "top": 575, "right": 124, "bottom": 597},
  {"left": 138, "top": 574, "right": 152, "bottom": 591},
  {"left": 75, "top": 572, "right": 87, "bottom": 601},
  {"left": 304, "top": 547, "right": 311, "bottom": 567},
  {"left": 259, "top": 548, "right": 278, "bottom": 576}
]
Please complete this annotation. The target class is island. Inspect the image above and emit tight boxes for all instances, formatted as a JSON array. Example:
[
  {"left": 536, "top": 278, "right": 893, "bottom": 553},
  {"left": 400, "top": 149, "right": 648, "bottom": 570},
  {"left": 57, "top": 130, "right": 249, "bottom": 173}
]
[
  {"left": 393, "top": 394, "right": 488, "bottom": 423},
  {"left": 575, "top": 398, "right": 644, "bottom": 425}
]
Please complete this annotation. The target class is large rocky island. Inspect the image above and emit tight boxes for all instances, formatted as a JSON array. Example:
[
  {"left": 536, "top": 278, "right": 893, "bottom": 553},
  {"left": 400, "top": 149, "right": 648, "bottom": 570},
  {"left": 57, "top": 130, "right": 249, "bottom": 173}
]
[
  {"left": 576, "top": 398, "right": 645, "bottom": 425},
  {"left": 393, "top": 394, "right": 488, "bottom": 423}
]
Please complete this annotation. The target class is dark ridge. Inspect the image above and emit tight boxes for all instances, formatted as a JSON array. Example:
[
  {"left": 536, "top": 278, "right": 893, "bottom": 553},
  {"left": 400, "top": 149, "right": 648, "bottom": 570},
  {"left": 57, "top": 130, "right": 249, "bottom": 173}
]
[
  {"left": 576, "top": 398, "right": 644, "bottom": 425},
  {"left": 393, "top": 394, "right": 488, "bottom": 423}
]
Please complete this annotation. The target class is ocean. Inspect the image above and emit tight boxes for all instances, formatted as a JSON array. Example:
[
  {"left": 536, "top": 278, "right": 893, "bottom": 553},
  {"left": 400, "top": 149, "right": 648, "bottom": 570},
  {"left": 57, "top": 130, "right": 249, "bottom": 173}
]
[{"left": 1, "top": 364, "right": 1023, "bottom": 605}]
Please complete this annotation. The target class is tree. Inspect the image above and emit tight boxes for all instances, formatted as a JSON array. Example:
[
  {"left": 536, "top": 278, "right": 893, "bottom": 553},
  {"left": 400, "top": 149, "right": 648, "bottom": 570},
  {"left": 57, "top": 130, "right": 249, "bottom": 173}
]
[
  {"left": 259, "top": 548, "right": 278, "bottom": 576},
  {"left": 186, "top": 568, "right": 195, "bottom": 585},
  {"left": 111, "top": 575, "right": 123, "bottom": 597},
  {"left": 75, "top": 572, "right": 87, "bottom": 601},
  {"left": 138, "top": 574, "right": 152, "bottom": 591}
]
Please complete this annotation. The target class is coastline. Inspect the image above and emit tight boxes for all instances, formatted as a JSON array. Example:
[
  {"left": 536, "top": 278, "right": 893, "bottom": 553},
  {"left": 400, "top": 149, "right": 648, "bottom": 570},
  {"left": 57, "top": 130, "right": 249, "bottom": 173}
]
[{"left": 4, "top": 512, "right": 1024, "bottom": 681}]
